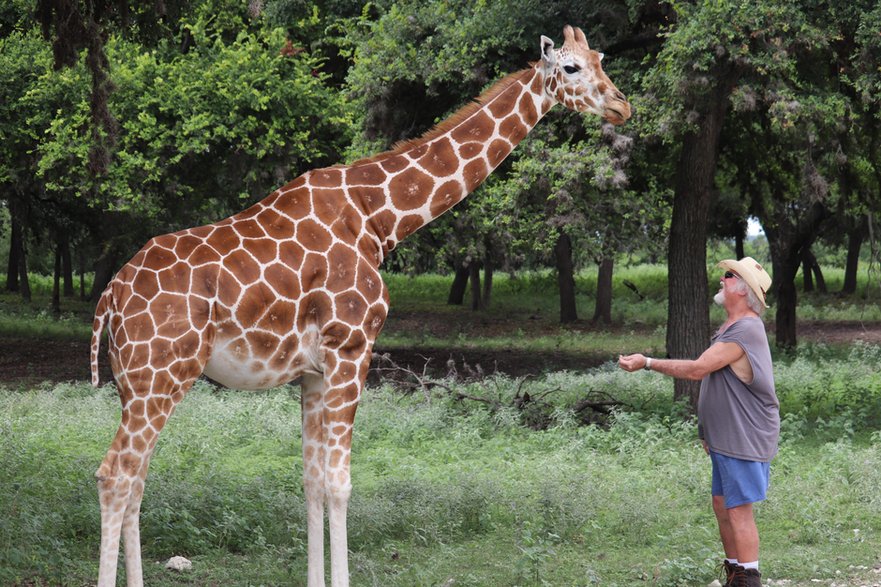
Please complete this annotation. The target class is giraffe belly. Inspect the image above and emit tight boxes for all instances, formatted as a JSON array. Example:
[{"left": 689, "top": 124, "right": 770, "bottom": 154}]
[{"left": 203, "top": 336, "right": 320, "bottom": 391}]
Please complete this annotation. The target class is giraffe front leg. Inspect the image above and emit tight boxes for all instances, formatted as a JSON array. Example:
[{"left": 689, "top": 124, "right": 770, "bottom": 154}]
[
  {"left": 323, "top": 349, "right": 368, "bottom": 587},
  {"left": 301, "top": 372, "right": 328, "bottom": 587}
]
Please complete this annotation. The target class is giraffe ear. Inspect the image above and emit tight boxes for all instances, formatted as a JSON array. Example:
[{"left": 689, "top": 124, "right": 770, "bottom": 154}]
[{"left": 540, "top": 35, "right": 556, "bottom": 67}]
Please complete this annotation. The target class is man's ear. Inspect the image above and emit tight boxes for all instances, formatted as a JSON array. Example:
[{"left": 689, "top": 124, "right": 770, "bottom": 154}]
[{"left": 541, "top": 35, "right": 556, "bottom": 68}]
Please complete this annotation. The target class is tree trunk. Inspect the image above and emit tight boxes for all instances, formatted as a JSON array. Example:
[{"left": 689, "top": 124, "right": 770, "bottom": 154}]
[
  {"left": 6, "top": 204, "right": 22, "bottom": 292},
  {"left": 52, "top": 245, "right": 62, "bottom": 315},
  {"left": 79, "top": 247, "right": 87, "bottom": 300},
  {"left": 555, "top": 232, "right": 578, "bottom": 323},
  {"left": 482, "top": 256, "right": 493, "bottom": 309},
  {"left": 17, "top": 237, "right": 31, "bottom": 302},
  {"left": 735, "top": 232, "right": 745, "bottom": 260},
  {"left": 801, "top": 249, "right": 814, "bottom": 293},
  {"left": 448, "top": 263, "right": 470, "bottom": 305},
  {"left": 774, "top": 249, "right": 801, "bottom": 349},
  {"left": 842, "top": 224, "right": 863, "bottom": 295},
  {"left": 469, "top": 261, "right": 483, "bottom": 311},
  {"left": 592, "top": 256, "right": 614, "bottom": 324},
  {"left": 667, "top": 68, "right": 734, "bottom": 410},
  {"left": 61, "top": 233, "right": 74, "bottom": 297},
  {"left": 90, "top": 250, "right": 117, "bottom": 302}
]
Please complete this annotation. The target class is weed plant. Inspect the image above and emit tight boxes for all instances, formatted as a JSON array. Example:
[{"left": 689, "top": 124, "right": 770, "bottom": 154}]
[{"left": 2, "top": 347, "right": 880, "bottom": 586}]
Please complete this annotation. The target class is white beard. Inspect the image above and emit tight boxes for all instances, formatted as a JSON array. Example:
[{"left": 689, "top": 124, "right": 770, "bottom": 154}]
[{"left": 713, "top": 290, "right": 725, "bottom": 306}]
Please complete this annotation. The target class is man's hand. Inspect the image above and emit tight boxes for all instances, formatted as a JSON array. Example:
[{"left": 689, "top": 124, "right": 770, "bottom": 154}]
[{"left": 618, "top": 353, "right": 647, "bottom": 372}]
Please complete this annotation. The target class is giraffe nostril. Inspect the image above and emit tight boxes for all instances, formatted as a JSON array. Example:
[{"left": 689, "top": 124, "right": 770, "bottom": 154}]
[{"left": 614, "top": 90, "right": 626, "bottom": 102}]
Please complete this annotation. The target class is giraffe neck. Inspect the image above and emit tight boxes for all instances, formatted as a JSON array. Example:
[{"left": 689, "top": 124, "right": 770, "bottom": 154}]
[{"left": 343, "top": 64, "right": 554, "bottom": 258}]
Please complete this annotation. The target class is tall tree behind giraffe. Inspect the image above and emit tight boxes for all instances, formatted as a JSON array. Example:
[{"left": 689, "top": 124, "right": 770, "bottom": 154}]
[{"left": 90, "top": 25, "right": 630, "bottom": 587}]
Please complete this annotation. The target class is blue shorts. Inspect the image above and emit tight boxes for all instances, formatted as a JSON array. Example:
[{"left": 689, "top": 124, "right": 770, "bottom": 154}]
[{"left": 710, "top": 450, "right": 770, "bottom": 509}]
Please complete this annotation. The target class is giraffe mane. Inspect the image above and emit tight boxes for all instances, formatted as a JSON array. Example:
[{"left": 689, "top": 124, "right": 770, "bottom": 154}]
[{"left": 347, "top": 66, "right": 537, "bottom": 167}]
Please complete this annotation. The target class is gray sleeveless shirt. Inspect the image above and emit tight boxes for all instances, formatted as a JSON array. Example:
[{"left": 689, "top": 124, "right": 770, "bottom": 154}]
[{"left": 696, "top": 316, "right": 779, "bottom": 462}]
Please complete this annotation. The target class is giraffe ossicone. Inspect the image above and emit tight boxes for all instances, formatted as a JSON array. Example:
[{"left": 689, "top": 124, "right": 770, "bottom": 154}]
[{"left": 90, "top": 24, "right": 630, "bottom": 587}]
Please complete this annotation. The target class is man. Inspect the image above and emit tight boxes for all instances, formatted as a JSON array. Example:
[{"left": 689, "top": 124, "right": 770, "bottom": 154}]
[{"left": 618, "top": 257, "right": 778, "bottom": 587}]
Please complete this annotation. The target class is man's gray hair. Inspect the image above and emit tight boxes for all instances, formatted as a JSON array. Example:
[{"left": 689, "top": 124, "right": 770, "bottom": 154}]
[{"left": 732, "top": 279, "right": 765, "bottom": 315}]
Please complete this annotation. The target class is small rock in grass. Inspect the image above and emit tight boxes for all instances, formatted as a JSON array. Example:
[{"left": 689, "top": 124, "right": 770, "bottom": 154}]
[{"left": 165, "top": 556, "right": 192, "bottom": 572}]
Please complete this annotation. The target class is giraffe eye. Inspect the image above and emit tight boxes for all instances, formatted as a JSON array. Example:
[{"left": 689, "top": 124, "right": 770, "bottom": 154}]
[{"left": 563, "top": 64, "right": 580, "bottom": 75}]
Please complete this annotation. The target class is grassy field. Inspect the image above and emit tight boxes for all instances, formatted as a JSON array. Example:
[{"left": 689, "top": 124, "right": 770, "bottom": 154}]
[
  {"left": 1, "top": 264, "right": 880, "bottom": 585},
  {"left": 2, "top": 349, "right": 881, "bottom": 586}
]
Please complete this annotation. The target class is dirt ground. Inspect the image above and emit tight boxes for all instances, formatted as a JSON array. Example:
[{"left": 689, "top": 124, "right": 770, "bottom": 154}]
[{"left": 2, "top": 319, "right": 881, "bottom": 387}]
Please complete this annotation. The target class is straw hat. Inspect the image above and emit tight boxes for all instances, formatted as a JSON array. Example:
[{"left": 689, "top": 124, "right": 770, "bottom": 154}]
[{"left": 717, "top": 257, "right": 772, "bottom": 308}]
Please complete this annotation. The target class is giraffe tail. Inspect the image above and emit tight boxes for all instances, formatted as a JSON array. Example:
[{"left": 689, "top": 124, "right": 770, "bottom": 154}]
[{"left": 90, "top": 285, "right": 113, "bottom": 387}]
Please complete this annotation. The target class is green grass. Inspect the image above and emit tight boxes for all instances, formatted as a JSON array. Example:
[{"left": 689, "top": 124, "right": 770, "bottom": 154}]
[{"left": 2, "top": 351, "right": 881, "bottom": 586}]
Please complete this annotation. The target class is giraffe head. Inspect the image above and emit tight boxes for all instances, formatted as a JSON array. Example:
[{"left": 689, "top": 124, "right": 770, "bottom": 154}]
[{"left": 541, "top": 25, "right": 631, "bottom": 125}]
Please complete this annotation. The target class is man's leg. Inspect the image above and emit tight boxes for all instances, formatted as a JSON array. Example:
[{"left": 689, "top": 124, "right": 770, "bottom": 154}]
[
  {"left": 712, "top": 495, "right": 739, "bottom": 559},
  {"left": 727, "top": 502, "right": 759, "bottom": 565}
]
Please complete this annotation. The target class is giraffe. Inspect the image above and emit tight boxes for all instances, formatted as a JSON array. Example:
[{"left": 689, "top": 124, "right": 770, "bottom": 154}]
[{"left": 90, "top": 25, "right": 630, "bottom": 587}]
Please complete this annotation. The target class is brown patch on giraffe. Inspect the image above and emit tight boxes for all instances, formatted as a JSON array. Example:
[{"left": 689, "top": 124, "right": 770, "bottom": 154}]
[
  {"left": 530, "top": 70, "right": 543, "bottom": 94},
  {"left": 395, "top": 214, "right": 424, "bottom": 241},
  {"left": 322, "top": 321, "right": 352, "bottom": 350},
  {"left": 430, "top": 180, "right": 463, "bottom": 217},
  {"left": 451, "top": 110, "right": 494, "bottom": 143},
  {"left": 297, "top": 218, "right": 333, "bottom": 252},
  {"left": 247, "top": 238, "right": 278, "bottom": 265},
  {"left": 356, "top": 235, "right": 381, "bottom": 266},
  {"left": 206, "top": 225, "right": 242, "bottom": 256},
  {"left": 349, "top": 186, "right": 386, "bottom": 216},
  {"left": 519, "top": 93, "right": 538, "bottom": 126},
  {"left": 226, "top": 249, "right": 261, "bottom": 285},
  {"left": 235, "top": 282, "right": 274, "bottom": 325},
  {"left": 364, "top": 304, "right": 387, "bottom": 341},
  {"left": 300, "top": 252, "right": 329, "bottom": 292},
  {"left": 121, "top": 453, "right": 141, "bottom": 476},
  {"left": 310, "top": 168, "right": 342, "bottom": 187},
  {"left": 149, "top": 339, "right": 175, "bottom": 370},
  {"left": 190, "top": 263, "right": 220, "bottom": 298},
  {"left": 463, "top": 159, "right": 489, "bottom": 192},
  {"left": 187, "top": 297, "right": 211, "bottom": 330},
  {"left": 264, "top": 263, "right": 301, "bottom": 299},
  {"left": 257, "top": 299, "right": 297, "bottom": 336},
  {"left": 278, "top": 240, "right": 305, "bottom": 271},
  {"left": 158, "top": 262, "right": 192, "bottom": 293},
  {"left": 277, "top": 186, "right": 312, "bottom": 220},
  {"left": 236, "top": 219, "right": 267, "bottom": 239},
  {"left": 251, "top": 330, "right": 281, "bottom": 358},
  {"left": 346, "top": 163, "right": 386, "bottom": 185},
  {"left": 499, "top": 115, "right": 528, "bottom": 144},
  {"left": 172, "top": 330, "right": 201, "bottom": 359},
  {"left": 336, "top": 291, "right": 368, "bottom": 325},
  {"left": 152, "top": 293, "right": 189, "bottom": 337},
  {"left": 122, "top": 294, "right": 148, "bottom": 316},
  {"left": 168, "top": 359, "right": 199, "bottom": 384},
  {"left": 380, "top": 155, "right": 409, "bottom": 174},
  {"left": 389, "top": 167, "right": 434, "bottom": 211},
  {"left": 129, "top": 399, "right": 146, "bottom": 417},
  {"left": 151, "top": 369, "right": 175, "bottom": 394},
  {"left": 458, "top": 142, "right": 483, "bottom": 160},
  {"left": 330, "top": 360, "right": 357, "bottom": 386},
  {"left": 331, "top": 204, "right": 363, "bottom": 245},
  {"left": 311, "top": 190, "right": 348, "bottom": 227},
  {"left": 188, "top": 244, "right": 222, "bottom": 266},
  {"left": 298, "top": 291, "right": 333, "bottom": 331},
  {"left": 338, "top": 329, "right": 367, "bottom": 361},
  {"left": 268, "top": 335, "right": 299, "bottom": 371},
  {"left": 368, "top": 209, "right": 396, "bottom": 240},
  {"left": 329, "top": 449, "right": 344, "bottom": 468},
  {"left": 356, "top": 260, "right": 382, "bottom": 304},
  {"left": 216, "top": 268, "right": 243, "bottom": 306},
  {"left": 487, "top": 139, "right": 512, "bottom": 168},
  {"left": 132, "top": 435, "right": 147, "bottom": 454},
  {"left": 125, "top": 313, "right": 156, "bottom": 343},
  {"left": 257, "top": 208, "right": 295, "bottom": 240},
  {"left": 173, "top": 234, "right": 202, "bottom": 259},
  {"left": 188, "top": 225, "right": 212, "bottom": 239},
  {"left": 236, "top": 202, "right": 264, "bottom": 220},
  {"left": 417, "top": 138, "right": 457, "bottom": 177},
  {"left": 326, "top": 244, "right": 357, "bottom": 293},
  {"left": 488, "top": 80, "right": 522, "bottom": 118},
  {"left": 131, "top": 271, "right": 160, "bottom": 300}
]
